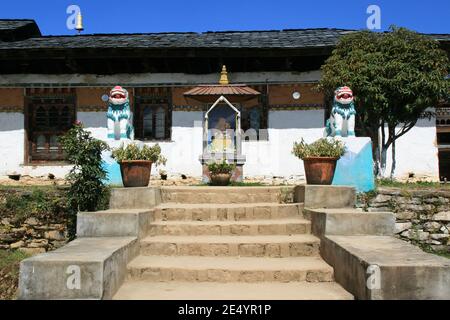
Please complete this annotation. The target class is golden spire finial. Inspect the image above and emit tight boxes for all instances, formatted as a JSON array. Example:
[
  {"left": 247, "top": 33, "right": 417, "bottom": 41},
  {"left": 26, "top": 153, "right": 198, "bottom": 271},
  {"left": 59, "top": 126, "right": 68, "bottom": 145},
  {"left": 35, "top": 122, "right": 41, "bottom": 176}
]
[
  {"left": 75, "top": 11, "right": 84, "bottom": 34},
  {"left": 219, "top": 65, "right": 229, "bottom": 85}
]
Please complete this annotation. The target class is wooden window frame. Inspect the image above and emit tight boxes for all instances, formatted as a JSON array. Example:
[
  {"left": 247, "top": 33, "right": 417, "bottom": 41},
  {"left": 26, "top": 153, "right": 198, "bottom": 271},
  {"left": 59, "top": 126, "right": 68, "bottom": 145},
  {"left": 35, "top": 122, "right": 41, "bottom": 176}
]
[
  {"left": 134, "top": 95, "right": 172, "bottom": 141},
  {"left": 25, "top": 93, "right": 76, "bottom": 164}
]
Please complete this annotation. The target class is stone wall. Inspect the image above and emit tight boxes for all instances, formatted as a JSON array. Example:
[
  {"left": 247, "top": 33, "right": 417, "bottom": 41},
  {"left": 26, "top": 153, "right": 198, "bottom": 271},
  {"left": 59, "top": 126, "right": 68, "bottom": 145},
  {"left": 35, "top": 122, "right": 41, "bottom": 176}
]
[
  {"left": 357, "top": 187, "right": 450, "bottom": 253},
  {"left": 0, "top": 189, "right": 70, "bottom": 254}
]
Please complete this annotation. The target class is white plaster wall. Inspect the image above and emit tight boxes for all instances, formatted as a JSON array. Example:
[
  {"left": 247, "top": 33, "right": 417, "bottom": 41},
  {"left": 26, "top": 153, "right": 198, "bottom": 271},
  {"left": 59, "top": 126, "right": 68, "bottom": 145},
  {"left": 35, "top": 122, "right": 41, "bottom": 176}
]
[
  {"left": 21, "top": 166, "right": 72, "bottom": 178},
  {"left": 0, "top": 109, "right": 439, "bottom": 181},
  {"left": 243, "top": 110, "right": 325, "bottom": 178},
  {"left": 0, "top": 113, "right": 24, "bottom": 175},
  {"left": 20, "top": 111, "right": 105, "bottom": 178},
  {"left": 64, "top": 111, "right": 203, "bottom": 178},
  {"left": 384, "top": 116, "right": 439, "bottom": 181},
  {"left": 143, "top": 111, "right": 203, "bottom": 177},
  {"left": 77, "top": 111, "right": 108, "bottom": 140}
]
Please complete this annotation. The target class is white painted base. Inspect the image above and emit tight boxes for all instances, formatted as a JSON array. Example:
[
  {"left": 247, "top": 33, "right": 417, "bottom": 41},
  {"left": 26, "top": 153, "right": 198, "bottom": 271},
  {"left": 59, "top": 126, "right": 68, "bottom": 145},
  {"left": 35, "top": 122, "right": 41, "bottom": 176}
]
[{"left": 0, "top": 110, "right": 440, "bottom": 182}]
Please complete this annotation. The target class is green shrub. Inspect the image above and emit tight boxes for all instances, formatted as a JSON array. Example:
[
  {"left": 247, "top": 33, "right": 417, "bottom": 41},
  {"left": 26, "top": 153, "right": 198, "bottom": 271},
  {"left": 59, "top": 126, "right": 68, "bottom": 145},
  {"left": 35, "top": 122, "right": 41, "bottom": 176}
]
[
  {"left": 0, "top": 187, "right": 69, "bottom": 224},
  {"left": 292, "top": 138, "right": 346, "bottom": 160},
  {"left": 112, "top": 143, "right": 167, "bottom": 166},
  {"left": 59, "top": 123, "right": 110, "bottom": 238},
  {"left": 207, "top": 161, "right": 236, "bottom": 175}
]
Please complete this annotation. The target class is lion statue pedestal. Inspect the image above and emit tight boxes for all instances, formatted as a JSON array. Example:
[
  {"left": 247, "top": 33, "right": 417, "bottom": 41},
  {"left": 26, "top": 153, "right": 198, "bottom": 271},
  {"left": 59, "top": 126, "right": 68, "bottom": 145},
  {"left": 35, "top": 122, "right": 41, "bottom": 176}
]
[
  {"left": 323, "top": 86, "right": 374, "bottom": 192},
  {"left": 331, "top": 137, "right": 375, "bottom": 192}
]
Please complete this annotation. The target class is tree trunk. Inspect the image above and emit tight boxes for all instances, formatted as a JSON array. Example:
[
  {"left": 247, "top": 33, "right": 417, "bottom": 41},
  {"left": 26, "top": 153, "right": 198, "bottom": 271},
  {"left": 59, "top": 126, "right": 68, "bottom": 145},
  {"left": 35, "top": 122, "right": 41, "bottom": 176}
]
[
  {"left": 380, "top": 145, "right": 388, "bottom": 178},
  {"left": 390, "top": 138, "right": 396, "bottom": 178},
  {"left": 369, "top": 128, "right": 380, "bottom": 177},
  {"left": 379, "top": 123, "right": 388, "bottom": 178}
]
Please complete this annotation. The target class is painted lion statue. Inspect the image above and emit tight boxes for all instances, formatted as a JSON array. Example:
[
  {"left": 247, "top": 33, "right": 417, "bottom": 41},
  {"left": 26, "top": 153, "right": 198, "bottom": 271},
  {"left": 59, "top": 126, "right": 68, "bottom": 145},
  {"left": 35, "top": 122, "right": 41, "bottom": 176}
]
[
  {"left": 107, "top": 86, "right": 134, "bottom": 140},
  {"left": 325, "top": 86, "right": 356, "bottom": 137}
]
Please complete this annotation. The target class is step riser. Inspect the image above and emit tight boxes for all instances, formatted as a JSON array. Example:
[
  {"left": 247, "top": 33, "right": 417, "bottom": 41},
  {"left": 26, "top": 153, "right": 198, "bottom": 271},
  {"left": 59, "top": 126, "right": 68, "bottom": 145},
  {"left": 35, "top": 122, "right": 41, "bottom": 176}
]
[
  {"left": 127, "top": 267, "right": 333, "bottom": 283},
  {"left": 148, "top": 223, "right": 311, "bottom": 236},
  {"left": 162, "top": 191, "right": 284, "bottom": 204},
  {"left": 140, "top": 242, "right": 319, "bottom": 257},
  {"left": 154, "top": 204, "right": 304, "bottom": 221}
]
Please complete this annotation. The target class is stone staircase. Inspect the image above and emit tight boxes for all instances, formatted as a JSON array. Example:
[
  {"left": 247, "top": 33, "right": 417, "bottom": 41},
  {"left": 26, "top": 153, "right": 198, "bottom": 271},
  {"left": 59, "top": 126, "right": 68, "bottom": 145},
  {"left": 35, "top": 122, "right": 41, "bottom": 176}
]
[
  {"left": 20, "top": 185, "right": 449, "bottom": 300},
  {"left": 113, "top": 187, "right": 352, "bottom": 300}
]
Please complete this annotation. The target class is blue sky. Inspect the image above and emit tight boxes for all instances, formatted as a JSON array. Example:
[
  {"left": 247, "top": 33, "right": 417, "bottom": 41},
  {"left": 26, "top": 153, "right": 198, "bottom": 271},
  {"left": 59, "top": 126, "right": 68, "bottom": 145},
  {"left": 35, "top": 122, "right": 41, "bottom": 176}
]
[{"left": 2, "top": 0, "right": 449, "bottom": 35}]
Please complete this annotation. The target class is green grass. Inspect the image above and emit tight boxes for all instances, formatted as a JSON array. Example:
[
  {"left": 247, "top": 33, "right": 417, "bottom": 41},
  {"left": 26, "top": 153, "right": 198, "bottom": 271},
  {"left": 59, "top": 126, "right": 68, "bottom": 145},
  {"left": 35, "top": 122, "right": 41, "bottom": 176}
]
[
  {"left": 376, "top": 178, "right": 450, "bottom": 189},
  {"left": 0, "top": 185, "right": 69, "bottom": 224},
  {"left": 194, "top": 182, "right": 266, "bottom": 187},
  {"left": 0, "top": 250, "right": 29, "bottom": 270},
  {"left": 0, "top": 184, "right": 62, "bottom": 191},
  {"left": 419, "top": 244, "right": 450, "bottom": 259},
  {"left": 434, "top": 251, "right": 450, "bottom": 259},
  {"left": 229, "top": 182, "right": 265, "bottom": 187},
  {"left": 0, "top": 250, "right": 30, "bottom": 300}
]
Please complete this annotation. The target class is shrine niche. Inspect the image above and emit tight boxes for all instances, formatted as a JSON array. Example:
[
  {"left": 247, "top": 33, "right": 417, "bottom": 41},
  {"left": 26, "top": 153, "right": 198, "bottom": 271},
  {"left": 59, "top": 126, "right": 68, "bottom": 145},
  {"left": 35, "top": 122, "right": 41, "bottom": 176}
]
[{"left": 184, "top": 66, "right": 260, "bottom": 182}]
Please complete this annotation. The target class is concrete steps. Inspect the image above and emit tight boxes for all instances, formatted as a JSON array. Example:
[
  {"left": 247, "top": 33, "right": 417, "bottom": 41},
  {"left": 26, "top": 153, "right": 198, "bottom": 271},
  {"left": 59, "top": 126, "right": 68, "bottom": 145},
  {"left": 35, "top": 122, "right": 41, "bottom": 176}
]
[
  {"left": 112, "top": 186, "right": 353, "bottom": 300},
  {"left": 161, "top": 186, "right": 293, "bottom": 204},
  {"left": 127, "top": 255, "right": 334, "bottom": 283},
  {"left": 154, "top": 203, "right": 304, "bottom": 221},
  {"left": 148, "top": 218, "right": 311, "bottom": 236},
  {"left": 113, "top": 281, "right": 353, "bottom": 300},
  {"left": 140, "top": 234, "right": 320, "bottom": 257}
]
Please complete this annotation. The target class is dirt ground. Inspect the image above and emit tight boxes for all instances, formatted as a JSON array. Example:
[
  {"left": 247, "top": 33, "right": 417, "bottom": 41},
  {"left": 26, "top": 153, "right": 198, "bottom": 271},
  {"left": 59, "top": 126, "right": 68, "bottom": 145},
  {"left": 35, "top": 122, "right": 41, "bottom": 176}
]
[
  {"left": 0, "top": 175, "right": 67, "bottom": 187},
  {"left": 0, "top": 175, "right": 305, "bottom": 187}
]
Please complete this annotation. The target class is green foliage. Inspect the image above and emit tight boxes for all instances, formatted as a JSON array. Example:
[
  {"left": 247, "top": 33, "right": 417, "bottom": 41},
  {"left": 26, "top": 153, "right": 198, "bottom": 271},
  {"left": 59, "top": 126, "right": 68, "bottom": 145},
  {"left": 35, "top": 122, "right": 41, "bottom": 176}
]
[
  {"left": 59, "top": 123, "right": 110, "bottom": 231},
  {"left": 376, "top": 178, "right": 449, "bottom": 189},
  {"left": 319, "top": 26, "right": 449, "bottom": 176},
  {"left": 0, "top": 187, "right": 69, "bottom": 224},
  {"left": 0, "top": 250, "right": 29, "bottom": 300},
  {"left": 207, "top": 161, "right": 236, "bottom": 175},
  {"left": 112, "top": 143, "right": 167, "bottom": 166},
  {"left": 292, "top": 138, "right": 346, "bottom": 160},
  {"left": 229, "top": 181, "right": 264, "bottom": 187},
  {"left": 0, "top": 250, "right": 29, "bottom": 270}
]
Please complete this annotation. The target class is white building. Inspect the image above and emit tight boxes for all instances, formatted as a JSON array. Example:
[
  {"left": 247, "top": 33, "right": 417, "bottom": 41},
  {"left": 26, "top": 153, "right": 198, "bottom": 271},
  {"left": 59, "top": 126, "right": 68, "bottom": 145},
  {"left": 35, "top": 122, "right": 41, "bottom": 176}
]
[{"left": 0, "top": 20, "right": 448, "bottom": 182}]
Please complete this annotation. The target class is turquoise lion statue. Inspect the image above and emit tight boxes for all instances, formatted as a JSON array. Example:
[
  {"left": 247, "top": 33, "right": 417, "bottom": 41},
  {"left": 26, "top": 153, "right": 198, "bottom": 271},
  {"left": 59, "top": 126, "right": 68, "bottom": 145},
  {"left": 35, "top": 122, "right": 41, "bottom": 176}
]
[
  {"left": 107, "top": 86, "right": 134, "bottom": 140},
  {"left": 325, "top": 86, "right": 356, "bottom": 137}
]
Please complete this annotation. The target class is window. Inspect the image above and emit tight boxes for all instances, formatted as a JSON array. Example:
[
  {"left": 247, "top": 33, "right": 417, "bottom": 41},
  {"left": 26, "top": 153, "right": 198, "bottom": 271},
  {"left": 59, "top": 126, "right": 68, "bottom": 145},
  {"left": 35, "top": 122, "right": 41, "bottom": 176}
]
[
  {"left": 142, "top": 105, "right": 167, "bottom": 140},
  {"left": 241, "top": 85, "right": 268, "bottom": 140},
  {"left": 26, "top": 92, "right": 75, "bottom": 163},
  {"left": 134, "top": 90, "right": 172, "bottom": 141}
]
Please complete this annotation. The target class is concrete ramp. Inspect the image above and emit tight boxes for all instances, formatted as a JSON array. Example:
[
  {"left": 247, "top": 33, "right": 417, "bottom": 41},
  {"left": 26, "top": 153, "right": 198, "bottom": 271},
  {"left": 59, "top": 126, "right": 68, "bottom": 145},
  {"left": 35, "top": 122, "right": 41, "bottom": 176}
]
[
  {"left": 306, "top": 207, "right": 450, "bottom": 300},
  {"left": 322, "top": 235, "right": 450, "bottom": 300},
  {"left": 18, "top": 237, "right": 138, "bottom": 300}
]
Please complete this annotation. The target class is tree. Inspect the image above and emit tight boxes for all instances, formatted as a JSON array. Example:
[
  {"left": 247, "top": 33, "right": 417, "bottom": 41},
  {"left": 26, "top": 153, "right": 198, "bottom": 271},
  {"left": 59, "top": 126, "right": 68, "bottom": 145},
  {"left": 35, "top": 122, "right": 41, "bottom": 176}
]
[
  {"left": 59, "top": 122, "right": 110, "bottom": 238},
  {"left": 319, "top": 26, "right": 449, "bottom": 178}
]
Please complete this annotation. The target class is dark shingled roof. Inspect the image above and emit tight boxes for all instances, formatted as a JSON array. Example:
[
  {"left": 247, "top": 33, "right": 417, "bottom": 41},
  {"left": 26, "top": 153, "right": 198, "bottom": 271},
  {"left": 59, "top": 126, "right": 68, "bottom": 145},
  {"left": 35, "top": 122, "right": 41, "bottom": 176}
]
[
  {"left": 0, "top": 28, "right": 358, "bottom": 50},
  {"left": 0, "top": 19, "right": 41, "bottom": 41},
  {"left": 0, "top": 19, "right": 448, "bottom": 51},
  {"left": 0, "top": 19, "right": 35, "bottom": 30}
]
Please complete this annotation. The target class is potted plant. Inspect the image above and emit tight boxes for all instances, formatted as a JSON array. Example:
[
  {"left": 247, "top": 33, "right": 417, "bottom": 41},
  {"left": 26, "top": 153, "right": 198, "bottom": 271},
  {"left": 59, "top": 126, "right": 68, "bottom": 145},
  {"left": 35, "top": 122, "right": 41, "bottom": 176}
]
[
  {"left": 207, "top": 161, "right": 236, "bottom": 186},
  {"left": 292, "top": 138, "right": 346, "bottom": 185},
  {"left": 112, "top": 143, "right": 166, "bottom": 187},
  {"left": 159, "top": 169, "right": 168, "bottom": 180}
]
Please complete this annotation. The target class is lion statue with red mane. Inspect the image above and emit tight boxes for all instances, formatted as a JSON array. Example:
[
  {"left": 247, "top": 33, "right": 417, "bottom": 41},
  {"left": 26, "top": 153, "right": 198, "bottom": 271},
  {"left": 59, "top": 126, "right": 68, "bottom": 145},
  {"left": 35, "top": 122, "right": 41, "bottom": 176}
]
[
  {"left": 106, "top": 86, "right": 134, "bottom": 140},
  {"left": 325, "top": 86, "right": 356, "bottom": 137}
]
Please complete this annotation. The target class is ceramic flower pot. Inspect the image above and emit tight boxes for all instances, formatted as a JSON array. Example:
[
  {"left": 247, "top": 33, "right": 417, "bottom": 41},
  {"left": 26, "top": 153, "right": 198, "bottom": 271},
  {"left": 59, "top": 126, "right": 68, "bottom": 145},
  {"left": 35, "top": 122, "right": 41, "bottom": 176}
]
[
  {"left": 119, "top": 160, "right": 152, "bottom": 187},
  {"left": 210, "top": 173, "right": 232, "bottom": 186},
  {"left": 303, "top": 157, "right": 339, "bottom": 185}
]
